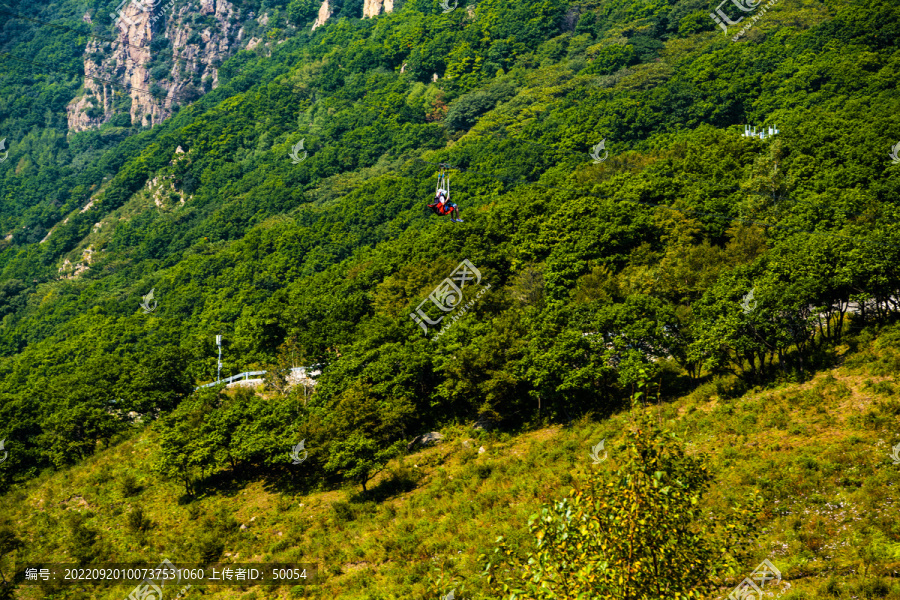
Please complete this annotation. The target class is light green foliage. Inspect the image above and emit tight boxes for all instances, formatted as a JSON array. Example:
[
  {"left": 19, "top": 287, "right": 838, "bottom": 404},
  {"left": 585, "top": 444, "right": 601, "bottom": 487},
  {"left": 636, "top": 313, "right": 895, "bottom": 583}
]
[
  {"left": 446, "top": 80, "right": 517, "bottom": 130},
  {"left": 323, "top": 380, "right": 410, "bottom": 492},
  {"left": 484, "top": 373, "right": 764, "bottom": 600},
  {"left": 583, "top": 42, "right": 635, "bottom": 75}
]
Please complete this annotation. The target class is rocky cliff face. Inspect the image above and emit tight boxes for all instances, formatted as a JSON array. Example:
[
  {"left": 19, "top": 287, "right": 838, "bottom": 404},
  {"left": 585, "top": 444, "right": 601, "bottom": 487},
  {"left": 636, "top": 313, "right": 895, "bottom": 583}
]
[
  {"left": 67, "top": 0, "right": 396, "bottom": 131},
  {"left": 67, "top": 0, "right": 244, "bottom": 131},
  {"left": 362, "top": 0, "right": 394, "bottom": 18},
  {"left": 316, "top": 0, "right": 393, "bottom": 30},
  {"left": 312, "top": 0, "right": 334, "bottom": 30}
]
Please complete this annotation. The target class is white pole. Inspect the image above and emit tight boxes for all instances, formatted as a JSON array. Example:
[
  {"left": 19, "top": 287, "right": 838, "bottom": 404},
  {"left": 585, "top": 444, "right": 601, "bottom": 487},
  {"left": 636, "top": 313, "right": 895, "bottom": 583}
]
[{"left": 216, "top": 335, "right": 222, "bottom": 383}]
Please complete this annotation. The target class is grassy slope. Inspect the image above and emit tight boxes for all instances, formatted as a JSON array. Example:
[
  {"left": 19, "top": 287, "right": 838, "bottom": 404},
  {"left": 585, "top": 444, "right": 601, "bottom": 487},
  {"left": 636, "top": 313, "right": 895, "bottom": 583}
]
[{"left": 5, "top": 324, "right": 900, "bottom": 600}]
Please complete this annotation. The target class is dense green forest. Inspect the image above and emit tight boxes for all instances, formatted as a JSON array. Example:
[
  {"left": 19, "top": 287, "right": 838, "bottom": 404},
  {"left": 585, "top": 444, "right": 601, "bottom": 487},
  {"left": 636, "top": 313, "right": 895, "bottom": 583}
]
[
  {"left": 1, "top": 0, "right": 898, "bottom": 489},
  {"left": 1, "top": 0, "right": 900, "bottom": 593}
]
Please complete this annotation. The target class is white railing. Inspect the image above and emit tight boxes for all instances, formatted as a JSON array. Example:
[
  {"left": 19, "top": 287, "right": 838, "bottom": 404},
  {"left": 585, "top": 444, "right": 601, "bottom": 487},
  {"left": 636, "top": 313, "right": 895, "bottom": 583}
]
[{"left": 195, "top": 366, "right": 321, "bottom": 391}]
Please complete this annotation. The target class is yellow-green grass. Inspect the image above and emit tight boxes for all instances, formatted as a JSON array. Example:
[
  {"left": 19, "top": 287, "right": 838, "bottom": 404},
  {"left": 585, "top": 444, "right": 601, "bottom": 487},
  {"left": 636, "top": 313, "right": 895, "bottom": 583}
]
[{"left": 4, "top": 328, "right": 900, "bottom": 600}]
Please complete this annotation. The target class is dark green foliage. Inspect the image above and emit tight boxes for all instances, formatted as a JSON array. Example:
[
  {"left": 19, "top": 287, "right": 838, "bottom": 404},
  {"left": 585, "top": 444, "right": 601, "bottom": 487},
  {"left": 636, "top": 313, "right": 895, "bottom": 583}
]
[
  {"left": 0, "top": 525, "right": 22, "bottom": 599},
  {"left": 332, "top": 501, "right": 356, "bottom": 523},
  {"left": 0, "top": 526, "right": 22, "bottom": 558},
  {"left": 665, "top": 0, "right": 712, "bottom": 35},
  {"left": 445, "top": 81, "right": 517, "bottom": 130},
  {"left": 125, "top": 506, "right": 152, "bottom": 533},
  {"left": 0, "top": 280, "right": 29, "bottom": 320},
  {"left": 67, "top": 513, "right": 99, "bottom": 565},
  {"left": 0, "top": 0, "right": 899, "bottom": 506},
  {"left": 188, "top": 507, "right": 237, "bottom": 562},
  {"left": 120, "top": 347, "right": 195, "bottom": 416},
  {"left": 195, "top": 533, "right": 225, "bottom": 563},
  {"left": 628, "top": 34, "right": 663, "bottom": 62},
  {"left": 473, "top": 463, "right": 492, "bottom": 480},
  {"left": 574, "top": 11, "right": 597, "bottom": 38},
  {"left": 119, "top": 473, "right": 142, "bottom": 497},
  {"left": 850, "top": 577, "right": 892, "bottom": 599},
  {"left": 823, "top": 577, "right": 841, "bottom": 596},
  {"left": 287, "top": 0, "right": 320, "bottom": 24}
]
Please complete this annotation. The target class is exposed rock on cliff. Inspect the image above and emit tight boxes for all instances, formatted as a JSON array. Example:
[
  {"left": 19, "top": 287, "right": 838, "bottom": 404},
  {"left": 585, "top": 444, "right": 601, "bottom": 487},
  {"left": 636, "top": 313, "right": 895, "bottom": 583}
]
[
  {"left": 312, "top": 0, "right": 334, "bottom": 30},
  {"left": 316, "top": 0, "right": 393, "bottom": 30},
  {"left": 67, "top": 0, "right": 398, "bottom": 131},
  {"left": 58, "top": 245, "right": 95, "bottom": 279},
  {"left": 67, "top": 0, "right": 240, "bottom": 131},
  {"left": 147, "top": 143, "right": 194, "bottom": 209},
  {"left": 363, "top": 0, "right": 394, "bottom": 18}
]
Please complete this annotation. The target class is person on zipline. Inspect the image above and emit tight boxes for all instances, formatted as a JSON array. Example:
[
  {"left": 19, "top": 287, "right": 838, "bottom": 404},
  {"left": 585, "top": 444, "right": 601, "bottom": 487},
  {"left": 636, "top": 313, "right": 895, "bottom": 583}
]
[
  {"left": 429, "top": 165, "right": 463, "bottom": 222},
  {"left": 433, "top": 186, "right": 463, "bottom": 222}
]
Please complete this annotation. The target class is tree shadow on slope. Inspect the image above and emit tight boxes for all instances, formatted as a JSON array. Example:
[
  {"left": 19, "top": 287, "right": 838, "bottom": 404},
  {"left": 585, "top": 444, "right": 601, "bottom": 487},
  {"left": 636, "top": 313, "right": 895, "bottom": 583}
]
[{"left": 347, "top": 466, "right": 421, "bottom": 504}]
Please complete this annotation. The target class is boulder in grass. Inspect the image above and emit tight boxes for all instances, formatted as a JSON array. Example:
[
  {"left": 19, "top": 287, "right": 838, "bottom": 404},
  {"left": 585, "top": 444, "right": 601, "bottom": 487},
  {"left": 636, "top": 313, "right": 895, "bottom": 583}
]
[
  {"left": 473, "top": 418, "right": 495, "bottom": 431},
  {"left": 407, "top": 431, "right": 445, "bottom": 451}
]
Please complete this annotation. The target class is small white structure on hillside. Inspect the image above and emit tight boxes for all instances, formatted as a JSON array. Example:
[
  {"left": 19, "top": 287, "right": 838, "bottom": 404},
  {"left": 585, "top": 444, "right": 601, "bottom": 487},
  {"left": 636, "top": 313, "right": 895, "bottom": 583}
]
[
  {"left": 225, "top": 367, "right": 320, "bottom": 389},
  {"left": 287, "top": 366, "right": 321, "bottom": 387},
  {"left": 742, "top": 124, "right": 779, "bottom": 140},
  {"left": 199, "top": 365, "right": 322, "bottom": 391}
]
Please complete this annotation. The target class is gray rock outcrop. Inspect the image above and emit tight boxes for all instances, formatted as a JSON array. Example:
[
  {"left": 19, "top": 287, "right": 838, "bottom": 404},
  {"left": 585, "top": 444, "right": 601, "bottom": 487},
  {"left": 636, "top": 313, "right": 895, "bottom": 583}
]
[{"left": 407, "top": 431, "right": 445, "bottom": 451}]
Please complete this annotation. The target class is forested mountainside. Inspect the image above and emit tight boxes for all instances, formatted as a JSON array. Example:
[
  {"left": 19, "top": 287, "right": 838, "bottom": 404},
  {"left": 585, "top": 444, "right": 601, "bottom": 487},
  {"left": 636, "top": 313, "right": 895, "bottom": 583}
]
[{"left": 1, "top": 0, "right": 900, "bottom": 596}]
